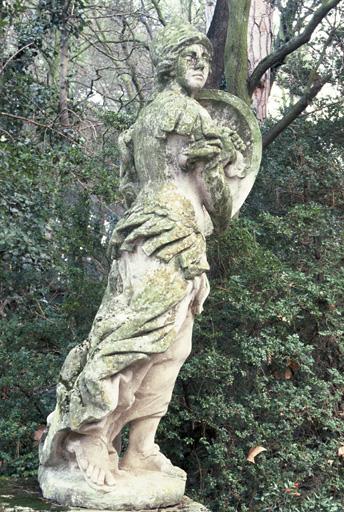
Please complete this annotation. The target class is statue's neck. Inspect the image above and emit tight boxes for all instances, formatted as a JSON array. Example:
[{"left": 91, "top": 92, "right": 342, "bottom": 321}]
[{"left": 164, "top": 81, "right": 196, "bottom": 99}]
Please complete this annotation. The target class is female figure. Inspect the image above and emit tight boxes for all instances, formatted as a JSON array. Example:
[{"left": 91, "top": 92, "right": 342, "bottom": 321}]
[{"left": 39, "top": 21, "right": 237, "bottom": 496}]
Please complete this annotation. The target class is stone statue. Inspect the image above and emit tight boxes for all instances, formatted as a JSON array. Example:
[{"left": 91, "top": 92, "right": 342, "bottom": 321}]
[{"left": 38, "top": 21, "right": 261, "bottom": 510}]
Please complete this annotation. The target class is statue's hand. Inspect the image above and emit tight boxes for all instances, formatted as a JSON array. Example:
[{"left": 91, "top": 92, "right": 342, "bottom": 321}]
[
  {"left": 217, "top": 127, "right": 239, "bottom": 168},
  {"left": 224, "top": 150, "right": 247, "bottom": 178},
  {"left": 179, "top": 138, "right": 222, "bottom": 171}
]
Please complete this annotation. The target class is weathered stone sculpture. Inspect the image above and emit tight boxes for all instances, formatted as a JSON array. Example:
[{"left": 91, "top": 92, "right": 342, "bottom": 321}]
[{"left": 38, "top": 21, "right": 261, "bottom": 511}]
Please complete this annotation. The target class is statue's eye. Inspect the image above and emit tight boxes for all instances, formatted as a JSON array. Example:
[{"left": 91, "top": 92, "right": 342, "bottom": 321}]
[{"left": 184, "top": 52, "right": 210, "bottom": 65}]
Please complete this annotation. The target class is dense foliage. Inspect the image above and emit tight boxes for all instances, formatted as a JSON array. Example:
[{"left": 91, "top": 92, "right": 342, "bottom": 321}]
[
  {"left": 1, "top": 1, "right": 343, "bottom": 511},
  {"left": 0, "top": 137, "right": 120, "bottom": 475}
]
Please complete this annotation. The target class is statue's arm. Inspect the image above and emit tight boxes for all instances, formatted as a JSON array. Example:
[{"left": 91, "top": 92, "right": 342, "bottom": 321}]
[
  {"left": 118, "top": 127, "right": 139, "bottom": 207},
  {"left": 179, "top": 135, "right": 234, "bottom": 233},
  {"left": 201, "top": 157, "right": 233, "bottom": 234}
]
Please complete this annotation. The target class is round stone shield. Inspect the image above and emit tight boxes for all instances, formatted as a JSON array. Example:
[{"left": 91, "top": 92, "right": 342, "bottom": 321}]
[{"left": 197, "top": 89, "right": 262, "bottom": 218}]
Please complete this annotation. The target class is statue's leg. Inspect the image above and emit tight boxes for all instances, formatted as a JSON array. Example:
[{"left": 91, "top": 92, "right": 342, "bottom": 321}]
[
  {"left": 64, "top": 362, "right": 141, "bottom": 488},
  {"left": 65, "top": 431, "right": 117, "bottom": 488},
  {"left": 120, "top": 310, "right": 194, "bottom": 474},
  {"left": 104, "top": 358, "right": 155, "bottom": 450},
  {"left": 64, "top": 408, "right": 125, "bottom": 489},
  {"left": 65, "top": 356, "right": 156, "bottom": 488}
]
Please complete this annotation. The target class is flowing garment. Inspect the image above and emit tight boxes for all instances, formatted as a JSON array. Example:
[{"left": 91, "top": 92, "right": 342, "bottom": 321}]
[{"left": 40, "top": 89, "right": 232, "bottom": 467}]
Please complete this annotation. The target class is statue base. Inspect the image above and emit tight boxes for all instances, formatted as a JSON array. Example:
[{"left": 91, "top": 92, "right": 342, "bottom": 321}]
[
  {"left": 38, "top": 465, "right": 187, "bottom": 510},
  {"left": 0, "top": 477, "right": 210, "bottom": 511}
]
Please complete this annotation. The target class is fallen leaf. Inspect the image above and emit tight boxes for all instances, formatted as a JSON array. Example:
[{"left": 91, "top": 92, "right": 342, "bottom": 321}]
[
  {"left": 288, "top": 359, "right": 300, "bottom": 372},
  {"left": 246, "top": 446, "right": 267, "bottom": 463},
  {"left": 274, "top": 360, "right": 299, "bottom": 380},
  {"left": 337, "top": 446, "right": 344, "bottom": 457},
  {"left": 284, "top": 368, "right": 293, "bottom": 380},
  {"left": 327, "top": 459, "right": 334, "bottom": 466},
  {"left": 33, "top": 425, "right": 46, "bottom": 444}
]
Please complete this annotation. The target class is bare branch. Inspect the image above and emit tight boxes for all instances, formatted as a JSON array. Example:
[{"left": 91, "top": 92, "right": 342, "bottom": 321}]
[
  {"left": 87, "top": 21, "right": 150, "bottom": 50},
  {"left": 0, "top": 43, "right": 34, "bottom": 74},
  {"left": 78, "top": 32, "right": 139, "bottom": 63},
  {"left": 248, "top": 0, "right": 342, "bottom": 96},
  {"left": 299, "top": 98, "right": 343, "bottom": 118},
  {"left": 150, "top": 0, "right": 166, "bottom": 26},
  {"left": 0, "top": 112, "right": 77, "bottom": 142},
  {"left": 139, "top": 0, "right": 154, "bottom": 39},
  {"left": 120, "top": 19, "right": 145, "bottom": 106},
  {"left": 187, "top": 0, "right": 192, "bottom": 23},
  {"left": 263, "top": 77, "right": 327, "bottom": 148},
  {"left": 0, "top": 127, "right": 15, "bottom": 142}
]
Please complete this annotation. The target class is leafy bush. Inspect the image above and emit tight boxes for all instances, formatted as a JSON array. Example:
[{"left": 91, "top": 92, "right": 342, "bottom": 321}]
[{"left": 0, "top": 136, "right": 122, "bottom": 475}]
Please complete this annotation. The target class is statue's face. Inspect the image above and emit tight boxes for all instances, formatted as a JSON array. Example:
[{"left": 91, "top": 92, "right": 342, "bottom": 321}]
[{"left": 175, "top": 43, "right": 210, "bottom": 94}]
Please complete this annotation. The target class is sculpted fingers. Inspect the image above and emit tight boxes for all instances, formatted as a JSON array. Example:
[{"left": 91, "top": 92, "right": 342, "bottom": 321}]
[{"left": 182, "top": 139, "right": 222, "bottom": 170}]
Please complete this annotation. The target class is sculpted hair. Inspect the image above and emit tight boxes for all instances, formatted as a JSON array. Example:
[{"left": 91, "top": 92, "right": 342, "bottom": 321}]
[{"left": 150, "top": 21, "right": 213, "bottom": 87}]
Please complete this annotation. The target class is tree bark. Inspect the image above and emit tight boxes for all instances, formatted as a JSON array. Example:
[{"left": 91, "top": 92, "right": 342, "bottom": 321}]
[
  {"left": 207, "top": 0, "right": 274, "bottom": 111},
  {"left": 205, "top": 0, "right": 229, "bottom": 89},
  {"left": 205, "top": 0, "right": 216, "bottom": 32},
  {"left": 59, "top": 28, "right": 70, "bottom": 127},
  {"left": 224, "top": 0, "right": 251, "bottom": 104},
  {"left": 248, "top": 0, "right": 274, "bottom": 120},
  {"left": 150, "top": 0, "right": 166, "bottom": 26}
]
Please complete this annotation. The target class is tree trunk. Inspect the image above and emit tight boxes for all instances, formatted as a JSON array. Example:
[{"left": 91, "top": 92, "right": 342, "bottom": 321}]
[
  {"left": 224, "top": 0, "right": 251, "bottom": 104},
  {"left": 248, "top": 0, "right": 274, "bottom": 120},
  {"left": 205, "top": 0, "right": 216, "bottom": 32},
  {"left": 205, "top": 0, "right": 229, "bottom": 89},
  {"left": 59, "top": 29, "right": 70, "bottom": 128},
  {"left": 207, "top": 0, "right": 274, "bottom": 112}
]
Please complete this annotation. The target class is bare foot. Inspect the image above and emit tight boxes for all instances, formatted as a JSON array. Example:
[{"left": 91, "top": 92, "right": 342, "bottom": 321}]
[
  {"left": 108, "top": 449, "right": 126, "bottom": 475},
  {"left": 66, "top": 434, "right": 117, "bottom": 490},
  {"left": 120, "top": 444, "right": 185, "bottom": 478}
]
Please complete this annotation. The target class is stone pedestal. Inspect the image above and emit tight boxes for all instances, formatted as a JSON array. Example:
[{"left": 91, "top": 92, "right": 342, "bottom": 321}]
[
  {"left": 38, "top": 466, "right": 186, "bottom": 510},
  {"left": 0, "top": 478, "right": 211, "bottom": 512}
]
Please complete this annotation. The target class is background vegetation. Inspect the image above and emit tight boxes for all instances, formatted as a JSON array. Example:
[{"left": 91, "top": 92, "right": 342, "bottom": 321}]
[{"left": 0, "top": 1, "right": 343, "bottom": 511}]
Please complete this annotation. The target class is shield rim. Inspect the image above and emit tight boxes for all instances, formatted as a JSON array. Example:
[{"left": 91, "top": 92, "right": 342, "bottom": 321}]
[
  {"left": 197, "top": 88, "right": 262, "bottom": 177},
  {"left": 197, "top": 89, "right": 262, "bottom": 217}
]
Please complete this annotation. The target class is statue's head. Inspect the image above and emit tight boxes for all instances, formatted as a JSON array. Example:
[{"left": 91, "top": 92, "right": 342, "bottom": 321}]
[{"left": 151, "top": 21, "right": 212, "bottom": 94}]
